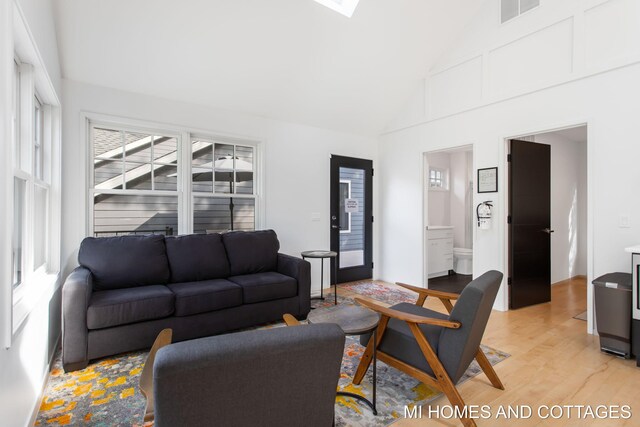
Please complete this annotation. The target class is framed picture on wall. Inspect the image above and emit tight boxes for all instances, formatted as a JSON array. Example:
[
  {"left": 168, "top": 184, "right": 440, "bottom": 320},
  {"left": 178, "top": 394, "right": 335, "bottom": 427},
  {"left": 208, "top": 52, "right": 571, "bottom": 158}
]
[{"left": 477, "top": 167, "right": 498, "bottom": 193}]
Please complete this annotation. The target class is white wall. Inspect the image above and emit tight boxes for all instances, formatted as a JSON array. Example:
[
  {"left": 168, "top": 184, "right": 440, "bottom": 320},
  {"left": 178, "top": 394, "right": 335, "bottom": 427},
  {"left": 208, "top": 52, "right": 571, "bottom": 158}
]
[
  {"left": 532, "top": 131, "right": 588, "bottom": 284},
  {"left": 379, "top": 0, "right": 640, "bottom": 334},
  {"left": 61, "top": 79, "right": 379, "bottom": 295},
  {"left": 449, "top": 150, "right": 470, "bottom": 249},
  {"left": 0, "top": 1, "right": 62, "bottom": 426},
  {"left": 426, "top": 152, "right": 450, "bottom": 226}
]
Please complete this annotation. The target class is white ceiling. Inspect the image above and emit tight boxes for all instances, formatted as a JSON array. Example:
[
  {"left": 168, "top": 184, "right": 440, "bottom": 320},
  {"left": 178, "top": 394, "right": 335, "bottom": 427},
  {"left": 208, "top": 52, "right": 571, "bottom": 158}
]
[{"left": 52, "top": 0, "right": 483, "bottom": 136}]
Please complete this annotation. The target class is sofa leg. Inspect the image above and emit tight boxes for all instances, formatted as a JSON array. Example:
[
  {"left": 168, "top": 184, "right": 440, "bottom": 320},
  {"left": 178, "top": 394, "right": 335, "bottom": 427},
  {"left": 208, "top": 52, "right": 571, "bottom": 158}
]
[{"left": 63, "top": 360, "right": 89, "bottom": 372}]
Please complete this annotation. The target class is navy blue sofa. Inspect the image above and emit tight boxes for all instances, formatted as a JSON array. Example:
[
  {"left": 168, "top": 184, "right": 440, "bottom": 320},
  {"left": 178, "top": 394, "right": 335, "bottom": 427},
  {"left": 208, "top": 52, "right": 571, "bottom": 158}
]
[{"left": 61, "top": 230, "right": 311, "bottom": 371}]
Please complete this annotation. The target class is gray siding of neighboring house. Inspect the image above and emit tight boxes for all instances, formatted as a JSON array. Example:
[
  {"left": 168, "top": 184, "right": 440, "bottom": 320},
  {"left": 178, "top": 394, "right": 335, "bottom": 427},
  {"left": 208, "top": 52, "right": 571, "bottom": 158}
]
[
  {"left": 339, "top": 168, "right": 364, "bottom": 252},
  {"left": 92, "top": 132, "right": 255, "bottom": 236}
]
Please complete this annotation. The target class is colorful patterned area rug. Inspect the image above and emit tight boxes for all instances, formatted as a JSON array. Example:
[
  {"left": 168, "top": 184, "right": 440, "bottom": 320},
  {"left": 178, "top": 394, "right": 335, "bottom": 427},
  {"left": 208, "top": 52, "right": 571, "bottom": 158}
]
[{"left": 37, "top": 282, "right": 509, "bottom": 426}]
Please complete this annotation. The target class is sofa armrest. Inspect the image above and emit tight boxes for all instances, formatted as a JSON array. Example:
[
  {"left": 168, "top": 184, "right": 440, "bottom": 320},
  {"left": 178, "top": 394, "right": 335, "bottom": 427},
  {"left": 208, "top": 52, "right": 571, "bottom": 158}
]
[
  {"left": 62, "top": 266, "right": 93, "bottom": 371},
  {"left": 277, "top": 253, "right": 311, "bottom": 316}
]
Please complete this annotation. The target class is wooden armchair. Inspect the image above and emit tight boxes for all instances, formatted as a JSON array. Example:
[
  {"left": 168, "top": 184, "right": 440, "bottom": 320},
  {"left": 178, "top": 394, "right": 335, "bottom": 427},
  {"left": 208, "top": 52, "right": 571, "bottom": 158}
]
[{"left": 353, "top": 271, "right": 504, "bottom": 427}]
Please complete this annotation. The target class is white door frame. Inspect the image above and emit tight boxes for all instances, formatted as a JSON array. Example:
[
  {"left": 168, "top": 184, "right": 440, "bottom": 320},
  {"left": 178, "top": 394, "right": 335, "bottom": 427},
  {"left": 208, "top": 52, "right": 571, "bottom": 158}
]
[{"left": 501, "top": 121, "right": 594, "bottom": 334}]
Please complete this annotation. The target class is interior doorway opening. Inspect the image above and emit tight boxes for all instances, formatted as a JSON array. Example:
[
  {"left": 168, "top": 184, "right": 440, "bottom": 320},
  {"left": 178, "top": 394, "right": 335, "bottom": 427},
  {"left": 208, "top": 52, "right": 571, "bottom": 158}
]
[
  {"left": 423, "top": 145, "right": 474, "bottom": 294},
  {"left": 506, "top": 125, "right": 588, "bottom": 315}
]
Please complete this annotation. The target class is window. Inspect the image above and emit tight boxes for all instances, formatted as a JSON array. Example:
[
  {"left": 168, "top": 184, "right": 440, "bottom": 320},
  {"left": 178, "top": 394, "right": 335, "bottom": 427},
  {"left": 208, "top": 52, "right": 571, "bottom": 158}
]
[
  {"left": 89, "top": 123, "right": 259, "bottom": 237},
  {"left": 91, "top": 126, "right": 180, "bottom": 236},
  {"left": 339, "top": 180, "right": 351, "bottom": 233},
  {"left": 501, "top": 0, "right": 539, "bottom": 23},
  {"left": 11, "top": 59, "right": 57, "bottom": 298},
  {"left": 429, "top": 167, "right": 448, "bottom": 189},
  {"left": 192, "top": 139, "right": 256, "bottom": 233}
]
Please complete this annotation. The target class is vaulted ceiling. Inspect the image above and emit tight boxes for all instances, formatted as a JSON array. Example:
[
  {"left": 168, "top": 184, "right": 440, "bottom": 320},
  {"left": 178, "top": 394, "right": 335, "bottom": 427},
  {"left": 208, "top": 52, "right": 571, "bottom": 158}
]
[{"left": 52, "top": 0, "right": 483, "bottom": 135}]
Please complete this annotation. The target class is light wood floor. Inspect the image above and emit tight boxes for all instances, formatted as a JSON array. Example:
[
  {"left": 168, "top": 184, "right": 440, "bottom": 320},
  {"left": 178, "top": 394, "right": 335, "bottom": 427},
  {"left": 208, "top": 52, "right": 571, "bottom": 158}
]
[{"left": 333, "top": 277, "right": 640, "bottom": 426}]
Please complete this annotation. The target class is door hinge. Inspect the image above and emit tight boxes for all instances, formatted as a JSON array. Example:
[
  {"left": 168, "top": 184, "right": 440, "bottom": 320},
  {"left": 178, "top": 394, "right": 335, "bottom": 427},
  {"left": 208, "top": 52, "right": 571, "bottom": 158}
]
[
  {"left": 508, "top": 277, "right": 512, "bottom": 285},
  {"left": 507, "top": 154, "right": 512, "bottom": 162},
  {"left": 371, "top": 262, "right": 374, "bottom": 269},
  {"left": 507, "top": 215, "right": 512, "bottom": 224},
  {"left": 372, "top": 168, "right": 374, "bottom": 177},
  {"left": 371, "top": 216, "right": 374, "bottom": 223}
]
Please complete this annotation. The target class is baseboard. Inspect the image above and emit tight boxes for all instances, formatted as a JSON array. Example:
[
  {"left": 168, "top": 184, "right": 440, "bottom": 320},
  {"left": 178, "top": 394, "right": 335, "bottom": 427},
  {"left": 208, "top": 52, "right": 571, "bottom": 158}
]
[{"left": 28, "top": 334, "right": 61, "bottom": 427}]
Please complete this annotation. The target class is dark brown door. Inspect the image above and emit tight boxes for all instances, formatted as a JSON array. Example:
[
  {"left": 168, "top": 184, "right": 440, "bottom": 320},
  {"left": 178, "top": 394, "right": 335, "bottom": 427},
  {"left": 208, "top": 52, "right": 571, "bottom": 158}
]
[
  {"left": 330, "top": 155, "right": 373, "bottom": 284},
  {"left": 509, "top": 139, "right": 552, "bottom": 309}
]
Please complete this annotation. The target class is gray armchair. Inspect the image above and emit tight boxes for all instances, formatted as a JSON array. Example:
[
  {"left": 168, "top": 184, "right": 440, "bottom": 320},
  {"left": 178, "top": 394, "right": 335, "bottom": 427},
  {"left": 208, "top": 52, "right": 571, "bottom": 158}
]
[
  {"left": 153, "top": 323, "right": 345, "bottom": 427},
  {"left": 353, "top": 270, "right": 504, "bottom": 427}
]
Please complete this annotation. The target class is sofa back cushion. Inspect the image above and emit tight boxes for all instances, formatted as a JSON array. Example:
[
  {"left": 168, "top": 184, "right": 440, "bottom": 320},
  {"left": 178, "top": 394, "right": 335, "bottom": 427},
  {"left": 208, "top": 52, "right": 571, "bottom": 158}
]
[
  {"left": 78, "top": 235, "right": 170, "bottom": 291},
  {"left": 222, "top": 230, "right": 280, "bottom": 276},
  {"left": 165, "top": 234, "right": 230, "bottom": 283}
]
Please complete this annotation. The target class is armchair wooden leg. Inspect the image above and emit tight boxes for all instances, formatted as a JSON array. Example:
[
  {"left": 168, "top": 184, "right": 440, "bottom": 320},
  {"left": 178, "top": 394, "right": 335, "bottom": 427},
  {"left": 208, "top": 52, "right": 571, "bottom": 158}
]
[
  {"left": 408, "top": 323, "right": 477, "bottom": 427},
  {"left": 353, "top": 316, "right": 388, "bottom": 385},
  {"left": 139, "top": 328, "right": 173, "bottom": 423},
  {"left": 474, "top": 347, "right": 504, "bottom": 390}
]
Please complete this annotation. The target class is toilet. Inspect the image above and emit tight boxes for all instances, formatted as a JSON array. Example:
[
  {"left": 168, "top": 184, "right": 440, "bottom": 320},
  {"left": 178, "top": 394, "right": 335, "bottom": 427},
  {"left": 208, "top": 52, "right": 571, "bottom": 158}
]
[{"left": 453, "top": 248, "right": 473, "bottom": 275}]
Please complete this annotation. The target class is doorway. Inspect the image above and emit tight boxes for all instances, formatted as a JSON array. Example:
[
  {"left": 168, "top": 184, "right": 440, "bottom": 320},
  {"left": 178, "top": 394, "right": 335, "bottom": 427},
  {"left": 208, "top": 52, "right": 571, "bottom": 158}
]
[
  {"left": 330, "top": 155, "right": 373, "bottom": 284},
  {"left": 507, "top": 126, "right": 588, "bottom": 310},
  {"left": 424, "top": 145, "right": 474, "bottom": 294}
]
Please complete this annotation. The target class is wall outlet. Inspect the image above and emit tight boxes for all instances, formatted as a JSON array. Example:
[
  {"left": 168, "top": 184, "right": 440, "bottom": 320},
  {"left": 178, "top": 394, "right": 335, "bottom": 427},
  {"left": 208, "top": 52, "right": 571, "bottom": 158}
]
[
  {"left": 311, "top": 212, "right": 321, "bottom": 222},
  {"left": 619, "top": 214, "right": 631, "bottom": 228}
]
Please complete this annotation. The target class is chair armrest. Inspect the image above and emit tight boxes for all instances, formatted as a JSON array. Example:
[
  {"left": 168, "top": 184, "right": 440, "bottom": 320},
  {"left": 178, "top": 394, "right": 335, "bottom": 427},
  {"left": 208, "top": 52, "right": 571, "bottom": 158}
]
[
  {"left": 355, "top": 298, "right": 461, "bottom": 329},
  {"left": 277, "top": 253, "right": 311, "bottom": 316},
  {"left": 396, "top": 282, "right": 459, "bottom": 301},
  {"left": 62, "top": 266, "right": 93, "bottom": 371}
]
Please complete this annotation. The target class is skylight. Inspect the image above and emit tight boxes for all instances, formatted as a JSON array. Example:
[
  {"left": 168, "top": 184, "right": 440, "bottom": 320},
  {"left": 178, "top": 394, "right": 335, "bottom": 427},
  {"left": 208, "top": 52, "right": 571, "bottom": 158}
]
[{"left": 313, "top": 0, "right": 360, "bottom": 18}]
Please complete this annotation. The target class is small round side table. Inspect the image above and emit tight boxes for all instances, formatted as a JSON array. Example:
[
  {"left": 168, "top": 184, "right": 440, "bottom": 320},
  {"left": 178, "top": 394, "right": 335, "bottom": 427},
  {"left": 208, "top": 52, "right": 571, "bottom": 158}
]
[
  {"left": 308, "top": 304, "right": 380, "bottom": 415},
  {"left": 301, "top": 250, "right": 338, "bottom": 305}
]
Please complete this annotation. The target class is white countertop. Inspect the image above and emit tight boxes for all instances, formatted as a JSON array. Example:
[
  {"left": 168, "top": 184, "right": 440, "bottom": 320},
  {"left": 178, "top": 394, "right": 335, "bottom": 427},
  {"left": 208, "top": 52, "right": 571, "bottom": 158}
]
[
  {"left": 625, "top": 245, "right": 640, "bottom": 254},
  {"left": 427, "top": 225, "right": 453, "bottom": 230}
]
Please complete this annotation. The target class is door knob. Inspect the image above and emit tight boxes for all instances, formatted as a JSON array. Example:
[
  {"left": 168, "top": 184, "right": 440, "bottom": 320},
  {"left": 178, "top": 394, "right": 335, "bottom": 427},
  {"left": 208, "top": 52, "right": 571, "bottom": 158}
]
[
  {"left": 332, "top": 225, "right": 341, "bottom": 229},
  {"left": 542, "top": 228, "right": 554, "bottom": 234}
]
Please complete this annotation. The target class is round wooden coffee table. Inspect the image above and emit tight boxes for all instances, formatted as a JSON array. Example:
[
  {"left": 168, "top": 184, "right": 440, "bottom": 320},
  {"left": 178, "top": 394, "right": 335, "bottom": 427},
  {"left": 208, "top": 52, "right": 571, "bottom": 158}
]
[{"left": 308, "top": 304, "right": 380, "bottom": 415}]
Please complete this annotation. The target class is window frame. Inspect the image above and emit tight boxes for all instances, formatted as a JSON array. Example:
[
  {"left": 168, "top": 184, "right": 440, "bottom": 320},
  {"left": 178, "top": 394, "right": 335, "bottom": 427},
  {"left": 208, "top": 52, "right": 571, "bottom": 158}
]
[
  {"left": 429, "top": 167, "right": 449, "bottom": 191},
  {"left": 86, "top": 117, "right": 262, "bottom": 238},
  {"left": 339, "top": 179, "right": 352, "bottom": 234}
]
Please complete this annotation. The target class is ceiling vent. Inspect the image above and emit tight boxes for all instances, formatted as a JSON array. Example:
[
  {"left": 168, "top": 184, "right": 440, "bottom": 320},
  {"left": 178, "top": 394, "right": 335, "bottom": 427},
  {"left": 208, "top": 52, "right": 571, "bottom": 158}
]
[
  {"left": 501, "top": 0, "right": 540, "bottom": 23},
  {"left": 313, "top": 0, "right": 360, "bottom": 18}
]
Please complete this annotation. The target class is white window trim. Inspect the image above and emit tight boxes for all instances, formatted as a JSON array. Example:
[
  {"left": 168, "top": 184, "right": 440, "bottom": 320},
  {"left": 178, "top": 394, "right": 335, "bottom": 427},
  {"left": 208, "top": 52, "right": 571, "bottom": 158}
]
[
  {"left": 85, "top": 115, "right": 263, "bottom": 237},
  {"left": 339, "top": 179, "right": 352, "bottom": 234},
  {"left": 3, "top": 0, "right": 63, "bottom": 347}
]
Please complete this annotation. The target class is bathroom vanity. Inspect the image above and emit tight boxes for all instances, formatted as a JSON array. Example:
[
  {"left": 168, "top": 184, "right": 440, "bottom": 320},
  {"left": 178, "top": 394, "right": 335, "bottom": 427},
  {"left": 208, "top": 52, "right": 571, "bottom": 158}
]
[{"left": 427, "top": 226, "right": 454, "bottom": 278}]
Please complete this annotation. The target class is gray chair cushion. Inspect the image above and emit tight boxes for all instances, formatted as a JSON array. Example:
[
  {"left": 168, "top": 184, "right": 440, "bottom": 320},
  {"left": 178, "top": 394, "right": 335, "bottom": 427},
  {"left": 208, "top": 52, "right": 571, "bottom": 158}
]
[
  {"left": 222, "top": 230, "right": 280, "bottom": 276},
  {"left": 360, "top": 302, "right": 447, "bottom": 376},
  {"left": 87, "top": 285, "right": 175, "bottom": 329},
  {"left": 229, "top": 272, "right": 297, "bottom": 304},
  {"left": 78, "top": 235, "right": 170, "bottom": 291},
  {"left": 167, "top": 279, "right": 242, "bottom": 316},
  {"left": 165, "top": 233, "right": 230, "bottom": 283}
]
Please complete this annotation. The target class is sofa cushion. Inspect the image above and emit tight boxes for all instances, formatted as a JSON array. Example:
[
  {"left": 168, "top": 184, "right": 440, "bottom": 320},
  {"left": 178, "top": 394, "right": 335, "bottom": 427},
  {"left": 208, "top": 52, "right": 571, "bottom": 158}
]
[
  {"left": 222, "top": 230, "right": 280, "bottom": 276},
  {"left": 78, "top": 235, "right": 170, "bottom": 291},
  {"left": 168, "top": 279, "right": 243, "bottom": 316},
  {"left": 165, "top": 234, "right": 230, "bottom": 283},
  {"left": 87, "top": 285, "right": 175, "bottom": 330},
  {"left": 229, "top": 272, "right": 297, "bottom": 304}
]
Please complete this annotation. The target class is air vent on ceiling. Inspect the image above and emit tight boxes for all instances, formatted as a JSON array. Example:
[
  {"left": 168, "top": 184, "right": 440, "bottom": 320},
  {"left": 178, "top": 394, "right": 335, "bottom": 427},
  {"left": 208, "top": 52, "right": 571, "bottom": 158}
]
[{"left": 501, "top": 0, "right": 540, "bottom": 24}]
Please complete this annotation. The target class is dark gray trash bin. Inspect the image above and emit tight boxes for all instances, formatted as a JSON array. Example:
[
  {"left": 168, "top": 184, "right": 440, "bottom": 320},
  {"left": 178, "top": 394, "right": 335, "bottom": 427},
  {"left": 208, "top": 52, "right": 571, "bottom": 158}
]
[{"left": 593, "top": 272, "right": 632, "bottom": 358}]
